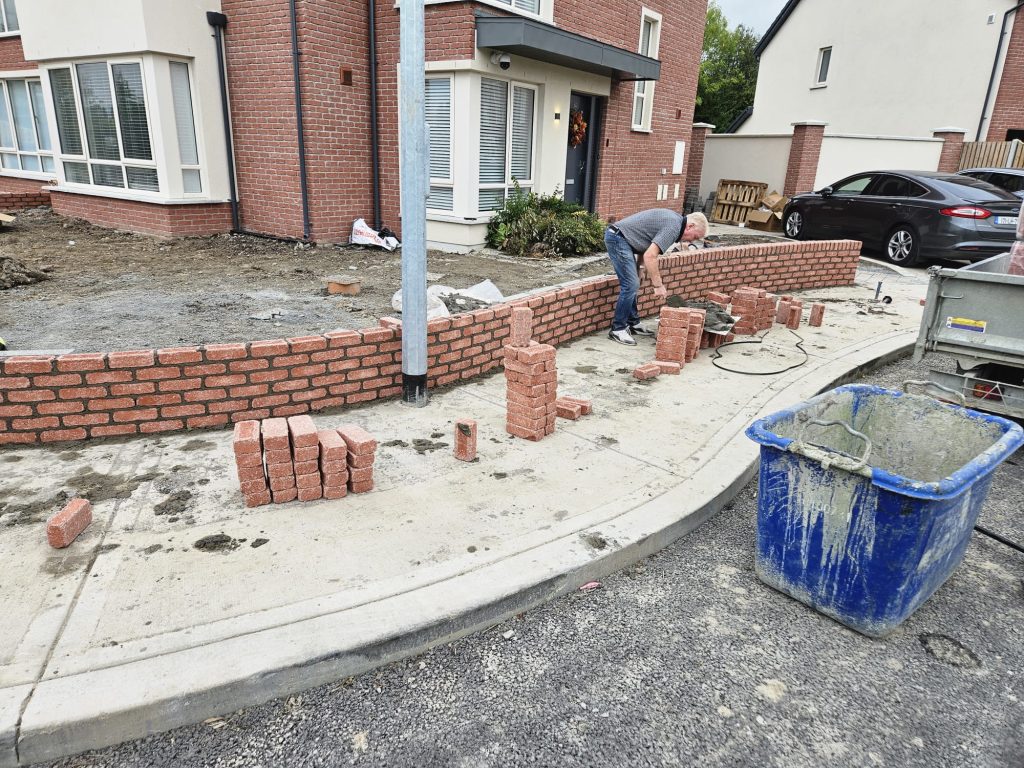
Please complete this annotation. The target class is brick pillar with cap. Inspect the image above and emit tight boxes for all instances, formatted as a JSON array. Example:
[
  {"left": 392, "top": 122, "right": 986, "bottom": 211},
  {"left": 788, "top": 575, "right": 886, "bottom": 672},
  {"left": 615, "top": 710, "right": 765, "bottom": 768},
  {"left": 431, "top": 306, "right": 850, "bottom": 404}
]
[
  {"left": 784, "top": 122, "right": 827, "bottom": 197},
  {"left": 933, "top": 128, "right": 967, "bottom": 173},
  {"left": 685, "top": 123, "right": 715, "bottom": 209}
]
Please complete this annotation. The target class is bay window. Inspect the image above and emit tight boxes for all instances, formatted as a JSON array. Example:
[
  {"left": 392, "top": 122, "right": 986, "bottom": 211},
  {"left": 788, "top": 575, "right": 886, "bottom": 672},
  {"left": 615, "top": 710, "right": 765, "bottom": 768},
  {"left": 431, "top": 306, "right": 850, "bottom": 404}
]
[
  {"left": 0, "top": 78, "right": 54, "bottom": 174},
  {"left": 479, "top": 77, "right": 536, "bottom": 212}
]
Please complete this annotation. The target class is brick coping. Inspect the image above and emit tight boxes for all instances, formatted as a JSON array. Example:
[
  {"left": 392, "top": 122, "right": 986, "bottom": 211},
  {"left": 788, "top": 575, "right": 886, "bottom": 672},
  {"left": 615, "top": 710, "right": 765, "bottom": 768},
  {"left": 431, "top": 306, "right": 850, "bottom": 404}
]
[{"left": 0, "top": 239, "right": 861, "bottom": 445}]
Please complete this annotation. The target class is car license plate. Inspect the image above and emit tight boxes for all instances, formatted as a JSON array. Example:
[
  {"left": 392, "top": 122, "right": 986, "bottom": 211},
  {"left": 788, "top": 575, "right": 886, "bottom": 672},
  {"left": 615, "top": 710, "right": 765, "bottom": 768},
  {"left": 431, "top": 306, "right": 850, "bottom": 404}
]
[{"left": 995, "top": 216, "right": 1019, "bottom": 226}]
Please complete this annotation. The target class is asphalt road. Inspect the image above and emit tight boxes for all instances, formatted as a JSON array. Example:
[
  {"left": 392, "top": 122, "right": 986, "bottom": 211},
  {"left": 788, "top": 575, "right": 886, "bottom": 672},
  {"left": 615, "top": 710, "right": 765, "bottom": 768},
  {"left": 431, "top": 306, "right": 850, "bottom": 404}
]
[{"left": 35, "top": 352, "right": 1024, "bottom": 768}]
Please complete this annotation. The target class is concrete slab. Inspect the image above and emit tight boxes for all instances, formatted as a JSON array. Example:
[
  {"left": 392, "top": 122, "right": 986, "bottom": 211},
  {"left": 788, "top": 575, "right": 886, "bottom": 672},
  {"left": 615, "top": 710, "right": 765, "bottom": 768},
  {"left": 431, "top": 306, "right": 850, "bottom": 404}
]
[{"left": 0, "top": 264, "right": 930, "bottom": 765}]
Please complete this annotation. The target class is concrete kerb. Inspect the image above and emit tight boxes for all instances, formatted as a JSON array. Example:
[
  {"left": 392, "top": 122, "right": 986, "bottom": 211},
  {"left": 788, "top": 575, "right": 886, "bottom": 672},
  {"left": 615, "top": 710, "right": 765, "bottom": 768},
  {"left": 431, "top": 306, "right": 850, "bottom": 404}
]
[{"left": 8, "top": 329, "right": 917, "bottom": 767}]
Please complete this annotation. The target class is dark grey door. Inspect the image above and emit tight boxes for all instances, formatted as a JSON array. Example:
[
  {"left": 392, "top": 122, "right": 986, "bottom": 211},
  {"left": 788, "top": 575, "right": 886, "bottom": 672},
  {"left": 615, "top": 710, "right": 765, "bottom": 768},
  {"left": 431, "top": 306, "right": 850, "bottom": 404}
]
[{"left": 563, "top": 92, "right": 598, "bottom": 210}]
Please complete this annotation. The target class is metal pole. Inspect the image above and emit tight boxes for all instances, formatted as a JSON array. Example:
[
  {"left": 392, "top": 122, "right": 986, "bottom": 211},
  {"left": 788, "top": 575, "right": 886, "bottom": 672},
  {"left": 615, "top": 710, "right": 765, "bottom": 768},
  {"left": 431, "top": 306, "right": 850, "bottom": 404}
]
[{"left": 399, "top": 0, "right": 429, "bottom": 406}]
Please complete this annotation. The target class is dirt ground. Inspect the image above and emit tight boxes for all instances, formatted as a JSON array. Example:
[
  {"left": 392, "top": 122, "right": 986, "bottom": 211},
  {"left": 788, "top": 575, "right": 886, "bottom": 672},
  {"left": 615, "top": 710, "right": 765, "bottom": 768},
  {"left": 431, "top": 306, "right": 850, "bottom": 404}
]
[{"left": 0, "top": 208, "right": 773, "bottom": 354}]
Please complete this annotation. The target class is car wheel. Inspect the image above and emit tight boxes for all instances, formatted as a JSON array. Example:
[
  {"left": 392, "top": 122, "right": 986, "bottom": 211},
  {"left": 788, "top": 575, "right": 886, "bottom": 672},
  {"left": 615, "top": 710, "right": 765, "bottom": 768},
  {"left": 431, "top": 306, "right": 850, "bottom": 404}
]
[
  {"left": 884, "top": 225, "right": 921, "bottom": 267},
  {"left": 784, "top": 209, "right": 804, "bottom": 239}
]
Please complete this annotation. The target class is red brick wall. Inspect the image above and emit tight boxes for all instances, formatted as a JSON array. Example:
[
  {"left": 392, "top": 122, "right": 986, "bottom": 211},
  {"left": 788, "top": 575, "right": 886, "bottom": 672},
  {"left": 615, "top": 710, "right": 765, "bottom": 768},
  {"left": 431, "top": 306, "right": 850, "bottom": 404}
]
[
  {"left": 50, "top": 192, "right": 233, "bottom": 237},
  {"left": 556, "top": 0, "right": 707, "bottom": 220},
  {"left": 784, "top": 123, "right": 826, "bottom": 197},
  {"left": 0, "top": 239, "right": 861, "bottom": 445},
  {"left": 0, "top": 35, "right": 33, "bottom": 71},
  {"left": 221, "top": 0, "right": 306, "bottom": 240},
  {"left": 685, "top": 124, "right": 713, "bottom": 200},
  {"left": 987, "top": 13, "right": 1024, "bottom": 140},
  {"left": 934, "top": 130, "right": 966, "bottom": 173},
  {"left": 0, "top": 176, "right": 50, "bottom": 211}
]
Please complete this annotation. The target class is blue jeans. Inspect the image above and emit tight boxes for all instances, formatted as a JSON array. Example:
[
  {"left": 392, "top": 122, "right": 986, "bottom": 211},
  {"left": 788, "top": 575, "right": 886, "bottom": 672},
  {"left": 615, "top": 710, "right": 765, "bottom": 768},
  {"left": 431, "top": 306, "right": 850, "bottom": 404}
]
[{"left": 605, "top": 228, "right": 640, "bottom": 331}]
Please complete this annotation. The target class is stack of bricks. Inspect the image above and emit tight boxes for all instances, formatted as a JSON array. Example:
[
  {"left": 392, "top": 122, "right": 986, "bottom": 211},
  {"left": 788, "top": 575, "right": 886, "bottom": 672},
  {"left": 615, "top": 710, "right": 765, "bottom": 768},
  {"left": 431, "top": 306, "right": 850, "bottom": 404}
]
[
  {"left": 339, "top": 424, "right": 376, "bottom": 493},
  {"left": 233, "top": 416, "right": 377, "bottom": 505},
  {"left": 685, "top": 309, "right": 706, "bottom": 362},
  {"left": 655, "top": 306, "right": 691, "bottom": 366},
  {"left": 504, "top": 307, "right": 558, "bottom": 441},
  {"left": 318, "top": 428, "right": 349, "bottom": 499},
  {"left": 701, "top": 292, "right": 732, "bottom": 349},
  {"left": 730, "top": 287, "right": 776, "bottom": 336}
]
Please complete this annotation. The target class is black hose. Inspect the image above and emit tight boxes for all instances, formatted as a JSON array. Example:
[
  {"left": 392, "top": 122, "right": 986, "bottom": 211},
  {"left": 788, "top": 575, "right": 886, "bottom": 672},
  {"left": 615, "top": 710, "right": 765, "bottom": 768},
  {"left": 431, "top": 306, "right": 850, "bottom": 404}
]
[
  {"left": 974, "top": 524, "right": 1024, "bottom": 555},
  {"left": 710, "top": 328, "right": 809, "bottom": 376}
]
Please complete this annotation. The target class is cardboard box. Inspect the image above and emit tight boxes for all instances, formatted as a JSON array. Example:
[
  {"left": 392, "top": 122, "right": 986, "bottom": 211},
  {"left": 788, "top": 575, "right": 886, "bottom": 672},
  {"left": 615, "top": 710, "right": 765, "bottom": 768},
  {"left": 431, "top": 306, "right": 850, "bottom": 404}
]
[
  {"left": 762, "top": 191, "right": 788, "bottom": 212},
  {"left": 746, "top": 208, "right": 783, "bottom": 232}
]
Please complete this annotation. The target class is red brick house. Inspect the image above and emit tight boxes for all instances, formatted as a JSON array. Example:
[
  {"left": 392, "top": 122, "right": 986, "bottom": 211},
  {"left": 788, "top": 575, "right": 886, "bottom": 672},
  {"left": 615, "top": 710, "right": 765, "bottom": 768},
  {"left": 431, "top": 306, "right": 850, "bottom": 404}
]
[{"left": 0, "top": 0, "right": 706, "bottom": 249}]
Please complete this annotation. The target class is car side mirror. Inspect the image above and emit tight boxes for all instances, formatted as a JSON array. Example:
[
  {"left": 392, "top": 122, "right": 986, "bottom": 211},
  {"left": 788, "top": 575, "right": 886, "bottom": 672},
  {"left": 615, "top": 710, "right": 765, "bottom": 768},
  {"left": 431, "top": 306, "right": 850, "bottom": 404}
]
[{"left": 817, "top": 186, "right": 833, "bottom": 197}]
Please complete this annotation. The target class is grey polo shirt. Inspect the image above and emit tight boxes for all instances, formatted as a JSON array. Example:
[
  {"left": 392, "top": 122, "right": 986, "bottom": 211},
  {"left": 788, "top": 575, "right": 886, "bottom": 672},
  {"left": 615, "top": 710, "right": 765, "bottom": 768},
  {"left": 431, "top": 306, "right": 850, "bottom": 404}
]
[{"left": 614, "top": 209, "right": 686, "bottom": 256}]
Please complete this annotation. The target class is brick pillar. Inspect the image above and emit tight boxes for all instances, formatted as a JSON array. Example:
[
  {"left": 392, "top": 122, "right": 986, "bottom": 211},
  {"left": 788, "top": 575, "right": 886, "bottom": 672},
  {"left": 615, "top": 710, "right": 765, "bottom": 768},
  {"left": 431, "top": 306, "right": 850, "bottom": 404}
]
[
  {"left": 685, "top": 122, "right": 715, "bottom": 209},
  {"left": 783, "top": 121, "right": 827, "bottom": 197},
  {"left": 933, "top": 128, "right": 967, "bottom": 173}
]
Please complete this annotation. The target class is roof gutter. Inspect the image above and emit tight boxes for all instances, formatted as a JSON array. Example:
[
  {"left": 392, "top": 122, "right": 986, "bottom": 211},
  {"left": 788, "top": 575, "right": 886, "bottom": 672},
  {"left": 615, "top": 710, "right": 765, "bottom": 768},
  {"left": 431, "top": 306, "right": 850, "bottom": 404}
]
[{"left": 977, "top": 1, "right": 1024, "bottom": 141}]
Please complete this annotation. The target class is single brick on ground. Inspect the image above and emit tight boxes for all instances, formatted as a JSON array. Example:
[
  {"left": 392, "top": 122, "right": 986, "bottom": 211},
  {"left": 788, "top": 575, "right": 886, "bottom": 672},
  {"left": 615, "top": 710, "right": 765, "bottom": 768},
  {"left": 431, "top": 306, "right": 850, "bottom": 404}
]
[
  {"left": 47, "top": 498, "right": 92, "bottom": 548},
  {"left": 809, "top": 302, "right": 826, "bottom": 327},
  {"left": 554, "top": 398, "right": 583, "bottom": 420},
  {"left": 633, "top": 363, "right": 661, "bottom": 381},
  {"left": 454, "top": 419, "right": 477, "bottom": 461},
  {"left": 559, "top": 396, "right": 593, "bottom": 415}
]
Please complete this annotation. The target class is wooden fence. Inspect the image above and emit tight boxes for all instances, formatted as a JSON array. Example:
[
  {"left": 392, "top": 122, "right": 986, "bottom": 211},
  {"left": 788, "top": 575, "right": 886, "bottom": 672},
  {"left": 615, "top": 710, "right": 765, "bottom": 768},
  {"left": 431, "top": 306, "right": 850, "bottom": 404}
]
[{"left": 959, "top": 140, "right": 1024, "bottom": 170}]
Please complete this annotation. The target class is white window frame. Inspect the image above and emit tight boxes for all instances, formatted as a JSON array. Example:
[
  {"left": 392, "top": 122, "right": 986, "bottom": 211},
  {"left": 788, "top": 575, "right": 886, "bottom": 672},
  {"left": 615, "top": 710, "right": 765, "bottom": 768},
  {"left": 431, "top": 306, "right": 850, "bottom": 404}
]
[
  {"left": 426, "top": 74, "right": 454, "bottom": 213},
  {"left": 815, "top": 46, "right": 832, "bottom": 87},
  {"left": 413, "top": 0, "right": 551, "bottom": 23},
  {"left": 169, "top": 59, "right": 205, "bottom": 197},
  {"left": 0, "top": 0, "right": 19, "bottom": 36},
  {"left": 45, "top": 57, "right": 161, "bottom": 196},
  {"left": 631, "top": 8, "right": 661, "bottom": 132},
  {"left": 477, "top": 77, "right": 538, "bottom": 215},
  {"left": 0, "top": 75, "right": 56, "bottom": 179}
]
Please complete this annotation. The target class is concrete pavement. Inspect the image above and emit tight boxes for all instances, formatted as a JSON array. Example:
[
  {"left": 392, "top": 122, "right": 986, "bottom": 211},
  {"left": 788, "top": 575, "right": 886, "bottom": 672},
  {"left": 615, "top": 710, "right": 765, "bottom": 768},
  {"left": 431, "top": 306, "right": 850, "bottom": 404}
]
[{"left": 0, "top": 261, "right": 928, "bottom": 766}]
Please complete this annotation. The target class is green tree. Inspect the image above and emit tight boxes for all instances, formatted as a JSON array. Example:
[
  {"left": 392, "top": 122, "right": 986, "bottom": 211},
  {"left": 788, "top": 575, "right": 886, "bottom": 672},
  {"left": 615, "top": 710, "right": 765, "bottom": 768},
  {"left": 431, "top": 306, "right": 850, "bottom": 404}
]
[{"left": 695, "top": 1, "right": 760, "bottom": 132}]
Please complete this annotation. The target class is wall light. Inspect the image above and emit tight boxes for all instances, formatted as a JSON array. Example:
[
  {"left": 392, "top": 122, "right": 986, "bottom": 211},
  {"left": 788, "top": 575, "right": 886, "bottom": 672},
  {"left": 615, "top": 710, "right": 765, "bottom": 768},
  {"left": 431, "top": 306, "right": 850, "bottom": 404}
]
[{"left": 554, "top": 111, "right": 561, "bottom": 122}]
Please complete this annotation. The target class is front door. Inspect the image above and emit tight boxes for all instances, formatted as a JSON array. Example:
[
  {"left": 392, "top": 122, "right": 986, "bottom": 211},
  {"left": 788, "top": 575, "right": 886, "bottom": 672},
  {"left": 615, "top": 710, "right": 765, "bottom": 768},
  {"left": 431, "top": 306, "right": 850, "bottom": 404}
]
[{"left": 563, "top": 92, "right": 599, "bottom": 210}]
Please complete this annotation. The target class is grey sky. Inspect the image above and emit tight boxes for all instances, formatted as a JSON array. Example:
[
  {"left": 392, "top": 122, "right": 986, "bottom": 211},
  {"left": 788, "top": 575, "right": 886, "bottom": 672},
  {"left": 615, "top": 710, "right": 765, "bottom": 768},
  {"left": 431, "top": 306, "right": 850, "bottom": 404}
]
[{"left": 712, "top": 0, "right": 789, "bottom": 35}]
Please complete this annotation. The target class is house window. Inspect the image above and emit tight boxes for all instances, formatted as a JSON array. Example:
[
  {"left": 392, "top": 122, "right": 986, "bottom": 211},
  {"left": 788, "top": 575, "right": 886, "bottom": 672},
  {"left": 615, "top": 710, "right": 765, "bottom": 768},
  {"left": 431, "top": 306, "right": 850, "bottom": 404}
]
[
  {"left": 0, "top": 79, "right": 54, "bottom": 174},
  {"left": 816, "top": 47, "right": 832, "bottom": 85},
  {"left": 170, "top": 62, "right": 202, "bottom": 194},
  {"left": 48, "top": 61, "right": 159, "bottom": 192},
  {"left": 0, "top": 0, "right": 18, "bottom": 34},
  {"left": 632, "top": 9, "right": 661, "bottom": 131},
  {"left": 479, "top": 77, "right": 536, "bottom": 212},
  {"left": 425, "top": 76, "right": 453, "bottom": 211},
  {"left": 493, "top": 0, "right": 540, "bottom": 14}
]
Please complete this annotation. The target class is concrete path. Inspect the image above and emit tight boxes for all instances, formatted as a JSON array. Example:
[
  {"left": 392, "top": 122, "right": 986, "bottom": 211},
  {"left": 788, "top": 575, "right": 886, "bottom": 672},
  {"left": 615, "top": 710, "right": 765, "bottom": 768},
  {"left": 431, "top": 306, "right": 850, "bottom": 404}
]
[{"left": 0, "top": 263, "right": 928, "bottom": 766}]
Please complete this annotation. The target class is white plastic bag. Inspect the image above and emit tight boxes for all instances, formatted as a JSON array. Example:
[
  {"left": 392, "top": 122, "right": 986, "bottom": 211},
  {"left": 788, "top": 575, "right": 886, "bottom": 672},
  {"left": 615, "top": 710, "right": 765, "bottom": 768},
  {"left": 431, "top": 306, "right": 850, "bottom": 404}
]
[
  {"left": 351, "top": 218, "right": 400, "bottom": 251},
  {"left": 391, "top": 288, "right": 450, "bottom": 319}
]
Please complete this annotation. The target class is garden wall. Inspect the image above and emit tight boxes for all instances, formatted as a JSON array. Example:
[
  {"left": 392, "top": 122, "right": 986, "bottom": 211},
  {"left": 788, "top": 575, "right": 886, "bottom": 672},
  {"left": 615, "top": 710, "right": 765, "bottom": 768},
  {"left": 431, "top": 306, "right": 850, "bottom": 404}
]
[{"left": 0, "top": 240, "right": 861, "bottom": 445}]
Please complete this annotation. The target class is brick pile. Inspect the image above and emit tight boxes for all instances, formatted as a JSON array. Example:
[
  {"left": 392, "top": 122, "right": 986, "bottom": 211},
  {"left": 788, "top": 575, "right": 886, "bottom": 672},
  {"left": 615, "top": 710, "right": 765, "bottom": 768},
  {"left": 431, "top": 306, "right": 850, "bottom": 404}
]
[
  {"left": 504, "top": 307, "right": 558, "bottom": 442},
  {"left": 232, "top": 416, "right": 376, "bottom": 506},
  {"left": 339, "top": 424, "right": 377, "bottom": 493},
  {"left": 554, "top": 396, "right": 593, "bottom": 420},
  {"left": 654, "top": 307, "right": 691, "bottom": 365},
  {"left": 730, "top": 287, "right": 776, "bottom": 336}
]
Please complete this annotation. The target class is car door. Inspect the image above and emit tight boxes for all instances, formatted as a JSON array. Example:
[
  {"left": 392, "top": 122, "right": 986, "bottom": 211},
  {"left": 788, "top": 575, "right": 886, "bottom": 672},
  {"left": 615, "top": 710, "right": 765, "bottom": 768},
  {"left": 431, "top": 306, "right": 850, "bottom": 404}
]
[
  {"left": 815, "top": 173, "right": 876, "bottom": 238},
  {"left": 853, "top": 174, "right": 915, "bottom": 249}
]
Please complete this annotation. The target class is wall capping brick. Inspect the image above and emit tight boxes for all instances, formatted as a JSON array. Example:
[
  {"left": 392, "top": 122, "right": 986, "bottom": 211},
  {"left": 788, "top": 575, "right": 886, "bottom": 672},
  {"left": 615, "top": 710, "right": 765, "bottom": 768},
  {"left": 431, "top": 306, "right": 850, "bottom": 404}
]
[{"left": 0, "top": 240, "right": 861, "bottom": 445}]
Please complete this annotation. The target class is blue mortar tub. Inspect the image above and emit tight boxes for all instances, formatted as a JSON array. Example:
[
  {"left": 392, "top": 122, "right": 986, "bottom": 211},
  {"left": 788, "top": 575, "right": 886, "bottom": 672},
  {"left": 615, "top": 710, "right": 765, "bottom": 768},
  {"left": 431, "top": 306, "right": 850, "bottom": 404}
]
[{"left": 745, "top": 384, "right": 1024, "bottom": 637}]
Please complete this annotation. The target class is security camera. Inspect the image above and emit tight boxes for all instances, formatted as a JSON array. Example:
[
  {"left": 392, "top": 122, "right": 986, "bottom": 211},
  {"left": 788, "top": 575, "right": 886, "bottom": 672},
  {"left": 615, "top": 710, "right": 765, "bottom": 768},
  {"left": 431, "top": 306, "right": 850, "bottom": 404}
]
[{"left": 490, "top": 51, "right": 511, "bottom": 70}]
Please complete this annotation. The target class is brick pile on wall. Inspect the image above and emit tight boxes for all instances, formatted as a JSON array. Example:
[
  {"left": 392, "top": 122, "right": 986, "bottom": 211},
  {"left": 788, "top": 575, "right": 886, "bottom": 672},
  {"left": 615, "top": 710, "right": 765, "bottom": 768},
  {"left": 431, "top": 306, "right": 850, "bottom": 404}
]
[{"left": 0, "top": 240, "right": 861, "bottom": 445}]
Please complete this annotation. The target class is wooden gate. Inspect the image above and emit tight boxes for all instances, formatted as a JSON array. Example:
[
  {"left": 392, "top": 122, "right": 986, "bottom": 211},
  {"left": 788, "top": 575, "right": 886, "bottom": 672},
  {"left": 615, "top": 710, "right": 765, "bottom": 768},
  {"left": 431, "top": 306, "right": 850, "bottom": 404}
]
[{"left": 958, "top": 140, "right": 1024, "bottom": 170}]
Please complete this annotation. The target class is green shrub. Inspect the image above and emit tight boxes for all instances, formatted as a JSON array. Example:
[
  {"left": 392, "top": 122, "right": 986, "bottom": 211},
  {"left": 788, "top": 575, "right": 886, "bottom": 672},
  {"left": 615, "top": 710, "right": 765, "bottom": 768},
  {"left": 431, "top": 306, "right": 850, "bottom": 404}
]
[{"left": 487, "top": 183, "right": 605, "bottom": 258}]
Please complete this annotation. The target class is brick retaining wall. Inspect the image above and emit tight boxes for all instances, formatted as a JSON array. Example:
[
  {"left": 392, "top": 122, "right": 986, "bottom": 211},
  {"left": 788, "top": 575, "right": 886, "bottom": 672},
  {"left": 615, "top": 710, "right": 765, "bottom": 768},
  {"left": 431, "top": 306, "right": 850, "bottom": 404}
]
[
  {"left": 49, "top": 192, "right": 234, "bottom": 238},
  {"left": 0, "top": 240, "right": 861, "bottom": 445}
]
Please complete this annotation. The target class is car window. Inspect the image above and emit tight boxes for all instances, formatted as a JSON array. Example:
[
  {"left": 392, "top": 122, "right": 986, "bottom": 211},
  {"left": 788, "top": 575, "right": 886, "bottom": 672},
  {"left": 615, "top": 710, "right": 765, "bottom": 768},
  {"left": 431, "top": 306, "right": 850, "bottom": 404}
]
[
  {"left": 934, "top": 174, "right": 1019, "bottom": 201},
  {"left": 989, "top": 172, "right": 1024, "bottom": 193},
  {"left": 959, "top": 171, "right": 987, "bottom": 182},
  {"left": 832, "top": 175, "right": 875, "bottom": 196},
  {"left": 905, "top": 181, "right": 929, "bottom": 198},
  {"left": 868, "top": 175, "right": 910, "bottom": 197}
]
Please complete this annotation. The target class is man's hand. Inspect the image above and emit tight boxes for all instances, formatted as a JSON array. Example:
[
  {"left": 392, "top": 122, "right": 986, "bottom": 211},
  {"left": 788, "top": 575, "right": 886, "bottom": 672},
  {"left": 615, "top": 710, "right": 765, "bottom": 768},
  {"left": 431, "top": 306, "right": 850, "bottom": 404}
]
[{"left": 654, "top": 285, "right": 667, "bottom": 301}]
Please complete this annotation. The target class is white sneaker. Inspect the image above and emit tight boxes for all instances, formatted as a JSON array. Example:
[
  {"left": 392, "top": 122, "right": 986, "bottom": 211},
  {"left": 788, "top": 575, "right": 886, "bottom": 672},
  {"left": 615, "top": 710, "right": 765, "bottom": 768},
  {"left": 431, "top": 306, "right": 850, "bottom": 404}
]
[{"left": 608, "top": 328, "right": 637, "bottom": 346}]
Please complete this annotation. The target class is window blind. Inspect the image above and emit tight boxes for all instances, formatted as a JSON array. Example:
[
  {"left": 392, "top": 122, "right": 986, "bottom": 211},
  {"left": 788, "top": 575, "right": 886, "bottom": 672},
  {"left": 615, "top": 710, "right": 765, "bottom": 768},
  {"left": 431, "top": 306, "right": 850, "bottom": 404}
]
[
  {"left": 427, "top": 185, "right": 453, "bottom": 211},
  {"left": 77, "top": 63, "right": 120, "bottom": 161},
  {"left": 425, "top": 78, "right": 451, "bottom": 181},
  {"left": 170, "top": 62, "right": 199, "bottom": 166},
  {"left": 112, "top": 63, "right": 152, "bottom": 161},
  {"left": 510, "top": 86, "right": 533, "bottom": 182},
  {"left": 479, "top": 78, "right": 507, "bottom": 186},
  {"left": 49, "top": 69, "right": 83, "bottom": 156}
]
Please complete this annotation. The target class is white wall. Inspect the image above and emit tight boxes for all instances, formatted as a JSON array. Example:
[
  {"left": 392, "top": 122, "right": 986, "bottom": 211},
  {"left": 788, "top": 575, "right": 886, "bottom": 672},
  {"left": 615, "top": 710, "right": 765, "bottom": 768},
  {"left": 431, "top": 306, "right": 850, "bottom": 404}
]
[
  {"left": 699, "top": 134, "right": 791, "bottom": 200},
  {"left": 20, "top": 0, "right": 230, "bottom": 202},
  {"left": 741, "top": 0, "right": 1017, "bottom": 138},
  {"left": 814, "top": 135, "right": 944, "bottom": 190}
]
